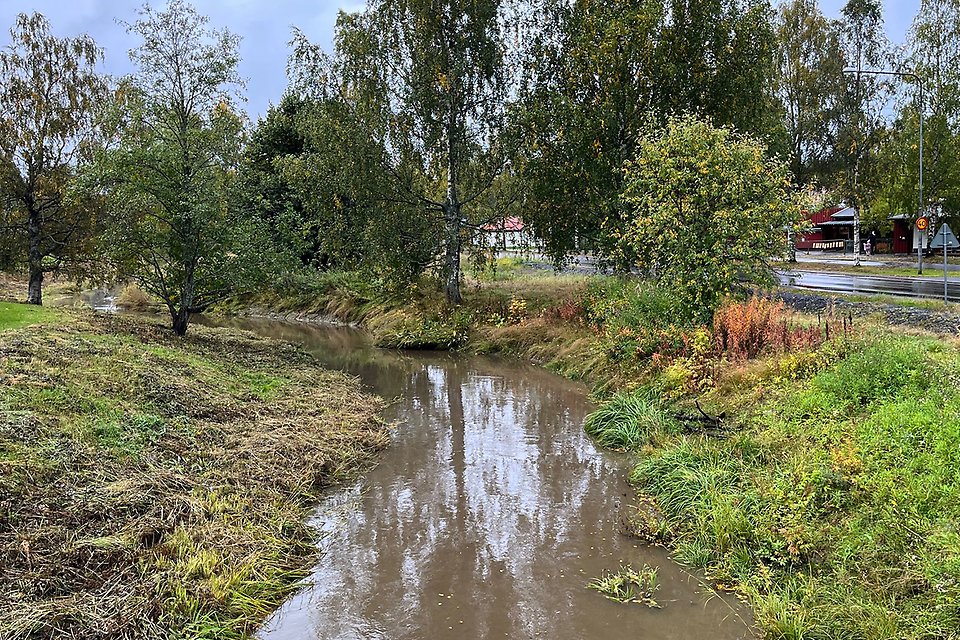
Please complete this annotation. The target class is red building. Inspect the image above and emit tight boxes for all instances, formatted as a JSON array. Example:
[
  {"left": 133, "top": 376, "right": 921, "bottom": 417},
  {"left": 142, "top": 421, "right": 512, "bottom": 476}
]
[
  {"left": 888, "top": 214, "right": 912, "bottom": 254},
  {"left": 795, "top": 205, "right": 855, "bottom": 251}
]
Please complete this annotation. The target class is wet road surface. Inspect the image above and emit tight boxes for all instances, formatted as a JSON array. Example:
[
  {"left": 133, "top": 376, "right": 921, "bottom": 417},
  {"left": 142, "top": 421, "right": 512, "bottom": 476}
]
[{"left": 779, "top": 270, "right": 960, "bottom": 302}]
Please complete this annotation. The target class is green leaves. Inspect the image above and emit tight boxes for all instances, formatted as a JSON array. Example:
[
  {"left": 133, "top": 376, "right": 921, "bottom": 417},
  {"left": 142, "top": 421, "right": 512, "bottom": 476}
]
[
  {"left": 283, "top": 0, "right": 517, "bottom": 299},
  {"left": 0, "top": 12, "right": 108, "bottom": 300},
  {"left": 94, "top": 1, "right": 281, "bottom": 334},
  {"left": 514, "top": 0, "right": 780, "bottom": 268},
  {"left": 621, "top": 115, "right": 800, "bottom": 317}
]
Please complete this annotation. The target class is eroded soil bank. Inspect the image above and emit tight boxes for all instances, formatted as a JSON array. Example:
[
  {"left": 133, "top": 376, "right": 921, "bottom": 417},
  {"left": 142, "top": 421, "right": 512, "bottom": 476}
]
[{"left": 205, "top": 316, "right": 755, "bottom": 640}]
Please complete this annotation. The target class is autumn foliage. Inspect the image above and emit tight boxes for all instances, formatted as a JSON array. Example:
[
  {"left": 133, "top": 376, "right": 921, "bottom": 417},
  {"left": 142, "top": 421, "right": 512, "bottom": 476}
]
[{"left": 713, "top": 296, "right": 826, "bottom": 361}]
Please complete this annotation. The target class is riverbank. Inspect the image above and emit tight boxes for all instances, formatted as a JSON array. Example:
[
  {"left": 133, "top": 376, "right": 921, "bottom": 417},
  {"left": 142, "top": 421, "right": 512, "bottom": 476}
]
[
  {"left": 0, "top": 304, "right": 388, "bottom": 639},
  {"left": 595, "top": 330, "right": 960, "bottom": 638},
  {"left": 217, "top": 269, "right": 610, "bottom": 383},
  {"left": 224, "top": 270, "right": 960, "bottom": 638}
]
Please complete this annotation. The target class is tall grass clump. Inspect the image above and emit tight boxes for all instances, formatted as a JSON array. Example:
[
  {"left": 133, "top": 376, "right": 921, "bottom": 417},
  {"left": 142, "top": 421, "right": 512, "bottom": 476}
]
[
  {"left": 588, "top": 564, "right": 660, "bottom": 607},
  {"left": 115, "top": 282, "right": 155, "bottom": 311},
  {"left": 584, "top": 390, "right": 678, "bottom": 450}
]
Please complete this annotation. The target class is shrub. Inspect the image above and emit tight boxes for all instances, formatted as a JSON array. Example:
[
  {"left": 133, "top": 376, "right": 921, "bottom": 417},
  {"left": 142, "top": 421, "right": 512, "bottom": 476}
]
[
  {"left": 620, "top": 116, "right": 801, "bottom": 317},
  {"left": 372, "top": 308, "right": 471, "bottom": 350},
  {"left": 581, "top": 278, "right": 693, "bottom": 365},
  {"left": 582, "top": 278, "right": 683, "bottom": 330},
  {"left": 544, "top": 297, "right": 584, "bottom": 323},
  {"left": 507, "top": 296, "right": 528, "bottom": 323},
  {"left": 714, "top": 297, "right": 826, "bottom": 361}
]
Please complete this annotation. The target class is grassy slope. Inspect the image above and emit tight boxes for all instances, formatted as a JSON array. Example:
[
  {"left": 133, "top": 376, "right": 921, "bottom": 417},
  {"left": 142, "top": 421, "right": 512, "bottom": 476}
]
[
  {"left": 610, "top": 333, "right": 960, "bottom": 639},
  {"left": 0, "top": 304, "right": 388, "bottom": 639}
]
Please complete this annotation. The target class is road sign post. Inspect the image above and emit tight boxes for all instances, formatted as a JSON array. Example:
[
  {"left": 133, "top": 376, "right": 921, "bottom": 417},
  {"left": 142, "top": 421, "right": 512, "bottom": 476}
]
[
  {"left": 916, "top": 217, "right": 929, "bottom": 275},
  {"left": 931, "top": 223, "right": 959, "bottom": 303}
]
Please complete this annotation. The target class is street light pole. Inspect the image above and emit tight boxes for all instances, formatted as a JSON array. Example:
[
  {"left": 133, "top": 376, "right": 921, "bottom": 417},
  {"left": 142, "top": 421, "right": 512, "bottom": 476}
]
[{"left": 842, "top": 68, "right": 924, "bottom": 273}]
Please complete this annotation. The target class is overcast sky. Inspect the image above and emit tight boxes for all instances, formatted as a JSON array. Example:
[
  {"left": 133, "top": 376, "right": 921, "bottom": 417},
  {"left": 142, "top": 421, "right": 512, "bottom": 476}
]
[{"left": 0, "top": 0, "right": 922, "bottom": 120}]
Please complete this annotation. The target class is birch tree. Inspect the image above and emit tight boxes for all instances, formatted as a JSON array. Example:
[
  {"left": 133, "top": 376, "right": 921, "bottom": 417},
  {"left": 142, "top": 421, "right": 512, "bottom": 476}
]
[
  {"left": 835, "top": 0, "right": 891, "bottom": 264},
  {"left": 774, "top": 0, "right": 845, "bottom": 187},
  {"left": 289, "top": 0, "right": 518, "bottom": 303},
  {"left": 0, "top": 13, "right": 107, "bottom": 304}
]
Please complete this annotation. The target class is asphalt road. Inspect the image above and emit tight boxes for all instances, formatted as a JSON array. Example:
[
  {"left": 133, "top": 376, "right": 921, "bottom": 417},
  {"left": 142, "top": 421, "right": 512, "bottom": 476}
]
[
  {"left": 778, "top": 270, "right": 960, "bottom": 303},
  {"left": 518, "top": 253, "right": 960, "bottom": 303}
]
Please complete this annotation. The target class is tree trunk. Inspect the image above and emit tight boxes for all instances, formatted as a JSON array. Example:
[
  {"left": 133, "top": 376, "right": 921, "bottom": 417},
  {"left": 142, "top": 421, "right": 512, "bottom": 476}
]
[
  {"left": 444, "top": 99, "right": 462, "bottom": 305},
  {"left": 170, "top": 255, "right": 197, "bottom": 336},
  {"left": 26, "top": 208, "right": 43, "bottom": 305},
  {"left": 171, "top": 306, "right": 190, "bottom": 336},
  {"left": 444, "top": 203, "right": 462, "bottom": 305}
]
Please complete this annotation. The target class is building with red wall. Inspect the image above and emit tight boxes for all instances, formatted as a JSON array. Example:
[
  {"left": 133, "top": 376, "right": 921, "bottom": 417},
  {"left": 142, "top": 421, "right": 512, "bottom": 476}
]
[{"left": 795, "top": 205, "right": 855, "bottom": 251}]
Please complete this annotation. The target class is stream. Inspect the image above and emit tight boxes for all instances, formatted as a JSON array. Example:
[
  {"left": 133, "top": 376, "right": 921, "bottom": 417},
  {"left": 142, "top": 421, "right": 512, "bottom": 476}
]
[{"left": 203, "top": 316, "right": 755, "bottom": 640}]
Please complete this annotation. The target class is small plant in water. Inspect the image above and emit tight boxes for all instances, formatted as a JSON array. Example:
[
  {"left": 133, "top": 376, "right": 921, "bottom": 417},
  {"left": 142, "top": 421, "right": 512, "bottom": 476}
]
[{"left": 588, "top": 564, "right": 660, "bottom": 607}]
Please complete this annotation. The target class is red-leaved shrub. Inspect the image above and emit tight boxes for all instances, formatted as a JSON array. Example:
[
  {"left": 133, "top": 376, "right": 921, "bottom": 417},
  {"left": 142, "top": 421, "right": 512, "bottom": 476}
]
[{"left": 713, "top": 297, "right": 826, "bottom": 361}]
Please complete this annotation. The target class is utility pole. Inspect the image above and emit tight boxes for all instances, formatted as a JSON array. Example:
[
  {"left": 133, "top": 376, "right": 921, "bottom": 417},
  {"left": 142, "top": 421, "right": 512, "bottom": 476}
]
[{"left": 843, "top": 68, "right": 924, "bottom": 273}]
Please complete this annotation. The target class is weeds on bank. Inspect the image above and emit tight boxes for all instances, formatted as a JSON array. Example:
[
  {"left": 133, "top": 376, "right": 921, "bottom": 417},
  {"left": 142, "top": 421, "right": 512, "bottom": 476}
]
[
  {"left": 584, "top": 390, "right": 679, "bottom": 450},
  {"left": 578, "top": 285, "right": 960, "bottom": 637},
  {"left": 0, "top": 310, "right": 388, "bottom": 639},
  {"left": 588, "top": 565, "right": 660, "bottom": 607},
  {"left": 609, "top": 332, "right": 960, "bottom": 638},
  {"left": 470, "top": 256, "right": 525, "bottom": 281}
]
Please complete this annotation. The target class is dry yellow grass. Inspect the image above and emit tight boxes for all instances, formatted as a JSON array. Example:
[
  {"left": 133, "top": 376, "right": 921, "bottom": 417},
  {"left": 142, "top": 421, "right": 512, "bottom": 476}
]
[{"left": 0, "top": 308, "right": 387, "bottom": 639}]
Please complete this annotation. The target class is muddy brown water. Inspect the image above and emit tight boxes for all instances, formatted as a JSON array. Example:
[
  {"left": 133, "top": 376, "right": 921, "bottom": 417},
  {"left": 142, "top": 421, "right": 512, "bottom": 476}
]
[{"left": 204, "top": 317, "right": 755, "bottom": 640}]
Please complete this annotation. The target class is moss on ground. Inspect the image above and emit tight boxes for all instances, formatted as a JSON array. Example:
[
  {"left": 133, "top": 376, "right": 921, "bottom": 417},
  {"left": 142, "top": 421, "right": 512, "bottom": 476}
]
[{"left": 0, "top": 306, "right": 387, "bottom": 639}]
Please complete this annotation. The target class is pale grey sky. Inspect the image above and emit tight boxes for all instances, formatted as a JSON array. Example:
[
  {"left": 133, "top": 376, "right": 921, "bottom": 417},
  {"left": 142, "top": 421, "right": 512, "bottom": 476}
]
[{"left": 0, "top": 0, "right": 924, "bottom": 120}]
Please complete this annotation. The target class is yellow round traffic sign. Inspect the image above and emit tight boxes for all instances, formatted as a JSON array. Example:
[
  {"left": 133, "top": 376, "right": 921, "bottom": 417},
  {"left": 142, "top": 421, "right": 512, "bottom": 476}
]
[{"left": 916, "top": 217, "right": 929, "bottom": 231}]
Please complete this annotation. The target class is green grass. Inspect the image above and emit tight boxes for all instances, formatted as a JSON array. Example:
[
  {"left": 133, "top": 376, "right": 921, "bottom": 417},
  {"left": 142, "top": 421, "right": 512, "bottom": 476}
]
[
  {"left": 0, "top": 301, "right": 57, "bottom": 330},
  {"left": 606, "top": 332, "right": 960, "bottom": 638},
  {"left": 775, "top": 260, "right": 960, "bottom": 279},
  {"left": 0, "top": 310, "right": 388, "bottom": 639},
  {"left": 469, "top": 255, "right": 527, "bottom": 281},
  {"left": 588, "top": 564, "right": 660, "bottom": 607},
  {"left": 584, "top": 390, "right": 679, "bottom": 450}
]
